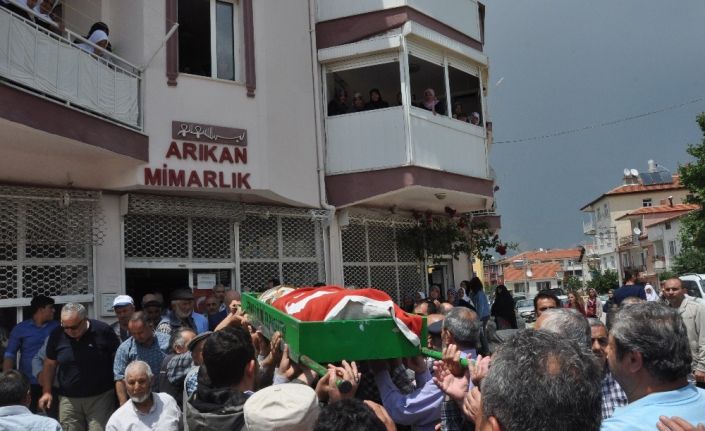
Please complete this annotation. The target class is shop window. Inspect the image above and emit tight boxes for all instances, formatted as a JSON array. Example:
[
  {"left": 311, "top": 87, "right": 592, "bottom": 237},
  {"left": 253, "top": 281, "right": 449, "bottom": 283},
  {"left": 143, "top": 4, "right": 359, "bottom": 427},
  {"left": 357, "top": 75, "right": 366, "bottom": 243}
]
[
  {"left": 325, "top": 61, "right": 400, "bottom": 116},
  {"left": 448, "top": 66, "right": 482, "bottom": 125},
  {"left": 178, "top": 0, "right": 239, "bottom": 81},
  {"left": 408, "top": 55, "right": 447, "bottom": 115}
]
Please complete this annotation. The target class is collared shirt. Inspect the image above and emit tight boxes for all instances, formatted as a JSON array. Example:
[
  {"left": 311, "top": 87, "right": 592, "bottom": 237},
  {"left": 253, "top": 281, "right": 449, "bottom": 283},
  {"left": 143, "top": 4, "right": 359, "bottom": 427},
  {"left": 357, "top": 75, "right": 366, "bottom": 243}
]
[
  {"left": 375, "top": 348, "right": 476, "bottom": 431},
  {"left": 46, "top": 319, "right": 120, "bottom": 397},
  {"left": 677, "top": 296, "right": 705, "bottom": 373},
  {"left": 601, "top": 370, "right": 627, "bottom": 419},
  {"left": 156, "top": 311, "right": 208, "bottom": 336},
  {"left": 4, "top": 319, "right": 59, "bottom": 385},
  {"left": 110, "top": 321, "right": 131, "bottom": 343},
  {"left": 601, "top": 384, "right": 705, "bottom": 430},
  {"left": 106, "top": 392, "right": 181, "bottom": 431},
  {"left": 184, "top": 366, "right": 199, "bottom": 398},
  {"left": 0, "top": 405, "right": 61, "bottom": 431},
  {"left": 113, "top": 332, "right": 170, "bottom": 386}
]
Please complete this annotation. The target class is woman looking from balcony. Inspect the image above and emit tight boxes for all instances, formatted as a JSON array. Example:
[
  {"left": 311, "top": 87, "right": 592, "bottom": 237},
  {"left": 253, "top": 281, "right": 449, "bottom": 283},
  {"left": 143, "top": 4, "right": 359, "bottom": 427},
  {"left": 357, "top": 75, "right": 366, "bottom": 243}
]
[
  {"left": 365, "top": 88, "right": 389, "bottom": 111},
  {"left": 351, "top": 92, "right": 366, "bottom": 112},
  {"left": 418, "top": 88, "right": 445, "bottom": 115},
  {"left": 77, "top": 22, "right": 110, "bottom": 57},
  {"left": 327, "top": 88, "right": 349, "bottom": 116},
  {"left": 566, "top": 290, "right": 587, "bottom": 316}
]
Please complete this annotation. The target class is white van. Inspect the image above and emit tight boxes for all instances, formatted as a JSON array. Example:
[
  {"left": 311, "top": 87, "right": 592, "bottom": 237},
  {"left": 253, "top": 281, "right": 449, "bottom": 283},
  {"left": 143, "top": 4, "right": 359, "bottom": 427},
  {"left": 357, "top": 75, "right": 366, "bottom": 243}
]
[{"left": 678, "top": 274, "right": 705, "bottom": 301}]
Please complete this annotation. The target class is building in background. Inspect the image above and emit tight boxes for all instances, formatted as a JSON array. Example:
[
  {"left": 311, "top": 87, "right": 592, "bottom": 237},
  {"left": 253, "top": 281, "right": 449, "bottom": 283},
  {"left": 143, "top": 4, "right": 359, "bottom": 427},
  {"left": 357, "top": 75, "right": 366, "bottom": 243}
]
[
  {"left": 0, "top": 0, "right": 497, "bottom": 328},
  {"left": 500, "top": 248, "right": 585, "bottom": 297},
  {"left": 580, "top": 161, "right": 688, "bottom": 284}
]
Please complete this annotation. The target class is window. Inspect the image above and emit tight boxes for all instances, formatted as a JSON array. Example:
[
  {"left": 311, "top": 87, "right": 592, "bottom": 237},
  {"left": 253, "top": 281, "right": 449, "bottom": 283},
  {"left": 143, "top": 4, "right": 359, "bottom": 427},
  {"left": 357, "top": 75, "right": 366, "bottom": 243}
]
[
  {"left": 596, "top": 208, "right": 601, "bottom": 220},
  {"left": 448, "top": 66, "right": 482, "bottom": 124},
  {"left": 603, "top": 203, "right": 609, "bottom": 215},
  {"left": 642, "top": 198, "right": 652, "bottom": 207},
  {"left": 513, "top": 283, "right": 526, "bottom": 294},
  {"left": 610, "top": 256, "right": 616, "bottom": 269},
  {"left": 536, "top": 281, "right": 551, "bottom": 290},
  {"left": 682, "top": 280, "right": 702, "bottom": 298},
  {"left": 668, "top": 240, "right": 677, "bottom": 257},
  {"left": 325, "top": 60, "right": 401, "bottom": 116},
  {"left": 665, "top": 221, "right": 671, "bottom": 230},
  {"left": 178, "top": 0, "right": 240, "bottom": 81},
  {"left": 409, "top": 55, "right": 447, "bottom": 115}
]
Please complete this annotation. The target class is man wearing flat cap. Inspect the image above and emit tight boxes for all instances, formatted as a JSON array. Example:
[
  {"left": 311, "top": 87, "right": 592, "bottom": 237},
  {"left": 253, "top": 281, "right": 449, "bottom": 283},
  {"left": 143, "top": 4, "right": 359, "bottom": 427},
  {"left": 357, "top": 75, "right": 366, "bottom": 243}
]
[{"left": 156, "top": 289, "right": 208, "bottom": 336}]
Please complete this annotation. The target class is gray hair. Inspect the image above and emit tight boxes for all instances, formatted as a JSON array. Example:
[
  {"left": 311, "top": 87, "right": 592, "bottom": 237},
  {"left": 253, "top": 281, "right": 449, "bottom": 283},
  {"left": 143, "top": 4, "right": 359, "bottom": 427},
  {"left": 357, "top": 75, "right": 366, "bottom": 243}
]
[
  {"left": 170, "top": 327, "right": 196, "bottom": 351},
  {"left": 124, "top": 360, "right": 153, "bottom": 380},
  {"left": 611, "top": 302, "right": 691, "bottom": 382},
  {"left": 587, "top": 318, "right": 605, "bottom": 329},
  {"left": 128, "top": 311, "right": 150, "bottom": 327},
  {"left": 61, "top": 303, "right": 87, "bottom": 319},
  {"left": 443, "top": 307, "right": 480, "bottom": 349},
  {"left": 538, "top": 308, "right": 591, "bottom": 348},
  {"left": 481, "top": 330, "right": 602, "bottom": 431}
]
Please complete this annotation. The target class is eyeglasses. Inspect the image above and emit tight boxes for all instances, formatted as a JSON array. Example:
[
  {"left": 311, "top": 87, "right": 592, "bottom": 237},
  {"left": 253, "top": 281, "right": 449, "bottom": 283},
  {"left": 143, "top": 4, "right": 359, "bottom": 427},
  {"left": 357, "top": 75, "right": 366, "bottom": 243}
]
[{"left": 62, "top": 318, "right": 85, "bottom": 331}]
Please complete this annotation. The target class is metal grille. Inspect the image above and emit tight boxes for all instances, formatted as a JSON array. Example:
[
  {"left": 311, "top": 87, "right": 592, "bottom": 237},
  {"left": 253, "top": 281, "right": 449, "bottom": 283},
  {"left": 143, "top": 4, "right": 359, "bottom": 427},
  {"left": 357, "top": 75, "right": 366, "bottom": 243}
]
[
  {"left": 239, "top": 211, "right": 326, "bottom": 292},
  {"left": 124, "top": 215, "right": 189, "bottom": 259},
  {"left": 0, "top": 187, "right": 99, "bottom": 303},
  {"left": 342, "top": 217, "right": 426, "bottom": 303},
  {"left": 192, "top": 218, "right": 232, "bottom": 259}
]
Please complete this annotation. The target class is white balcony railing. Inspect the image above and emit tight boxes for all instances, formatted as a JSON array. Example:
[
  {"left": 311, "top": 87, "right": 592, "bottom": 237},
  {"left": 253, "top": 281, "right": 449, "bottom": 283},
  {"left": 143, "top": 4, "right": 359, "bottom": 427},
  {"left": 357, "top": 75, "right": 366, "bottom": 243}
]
[
  {"left": 325, "top": 106, "right": 489, "bottom": 179},
  {"left": 0, "top": 7, "right": 142, "bottom": 129},
  {"left": 583, "top": 219, "right": 596, "bottom": 235}
]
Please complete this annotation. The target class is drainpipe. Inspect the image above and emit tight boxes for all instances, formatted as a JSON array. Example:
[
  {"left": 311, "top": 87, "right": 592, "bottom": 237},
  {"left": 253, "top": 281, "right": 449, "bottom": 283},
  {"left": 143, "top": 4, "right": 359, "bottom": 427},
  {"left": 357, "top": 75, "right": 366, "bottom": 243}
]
[{"left": 308, "top": 0, "right": 341, "bottom": 284}]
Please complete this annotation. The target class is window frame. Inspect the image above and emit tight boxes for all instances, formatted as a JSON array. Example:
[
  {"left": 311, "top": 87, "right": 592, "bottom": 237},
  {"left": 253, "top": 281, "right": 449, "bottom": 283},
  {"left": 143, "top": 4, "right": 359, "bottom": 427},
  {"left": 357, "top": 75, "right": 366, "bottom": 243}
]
[{"left": 642, "top": 198, "right": 653, "bottom": 207}]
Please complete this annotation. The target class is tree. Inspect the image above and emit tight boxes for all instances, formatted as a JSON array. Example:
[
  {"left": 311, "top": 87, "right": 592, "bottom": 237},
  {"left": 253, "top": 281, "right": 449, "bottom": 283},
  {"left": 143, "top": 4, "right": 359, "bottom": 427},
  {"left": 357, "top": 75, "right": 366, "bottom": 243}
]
[
  {"left": 674, "top": 113, "right": 705, "bottom": 274},
  {"left": 564, "top": 275, "right": 584, "bottom": 292},
  {"left": 586, "top": 270, "right": 619, "bottom": 294}
]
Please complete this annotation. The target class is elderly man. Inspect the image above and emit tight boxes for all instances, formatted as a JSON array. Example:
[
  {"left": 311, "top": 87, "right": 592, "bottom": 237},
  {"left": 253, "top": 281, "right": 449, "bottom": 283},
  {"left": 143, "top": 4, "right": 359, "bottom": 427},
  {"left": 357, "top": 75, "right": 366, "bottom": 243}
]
[
  {"left": 534, "top": 307, "right": 591, "bottom": 347},
  {"left": 39, "top": 302, "right": 120, "bottom": 430},
  {"left": 478, "top": 330, "right": 602, "bottom": 430},
  {"left": 113, "top": 312, "right": 170, "bottom": 406},
  {"left": 3, "top": 295, "right": 58, "bottom": 413},
  {"left": 0, "top": 370, "right": 62, "bottom": 430},
  {"left": 111, "top": 295, "right": 135, "bottom": 342},
  {"left": 156, "top": 289, "right": 208, "bottom": 336},
  {"left": 662, "top": 278, "right": 705, "bottom": 388},
  {"left": 157, "top": 327, "right": 196, "bottom": 408},
  {"left": 106, "top": 361, "right": 181, "bottom": 431},
  {"left": 588, "top": 318, "right": 627, "bottom": 419},
  {"left": 141, "top": 293, "right": 164, "bottom": 329},
  {"left": 373, "top": 307, "right": 480, "bottom": 431},
  {"left": 602, "top": 302, "right": 705, "bottom": 430}
]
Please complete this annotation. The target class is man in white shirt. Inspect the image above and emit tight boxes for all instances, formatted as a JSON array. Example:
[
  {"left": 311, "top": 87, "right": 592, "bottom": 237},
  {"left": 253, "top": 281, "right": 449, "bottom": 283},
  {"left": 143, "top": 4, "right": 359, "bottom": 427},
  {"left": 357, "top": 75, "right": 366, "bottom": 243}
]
[
  {"left": 106, "top": 360, "right": 181, "bottom": 431},
  {"left": 0, "top": 370, "right": 61, "bottom": 431}
]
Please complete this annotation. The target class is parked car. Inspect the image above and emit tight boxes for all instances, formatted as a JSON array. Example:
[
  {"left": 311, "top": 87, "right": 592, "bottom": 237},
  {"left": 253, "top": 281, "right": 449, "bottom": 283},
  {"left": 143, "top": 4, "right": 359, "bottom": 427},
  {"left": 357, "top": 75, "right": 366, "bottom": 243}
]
[
  {"left": 515, "top": 298, "right": 535, "bottom": 323},
  {"left": 678, "top": 274, "right": 705, "bottom": 301}
]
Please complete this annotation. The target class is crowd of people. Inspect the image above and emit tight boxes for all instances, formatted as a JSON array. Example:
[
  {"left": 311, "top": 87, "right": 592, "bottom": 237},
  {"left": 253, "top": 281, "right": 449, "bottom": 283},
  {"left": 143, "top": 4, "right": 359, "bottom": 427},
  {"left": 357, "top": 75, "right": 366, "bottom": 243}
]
[{"left": 0, "top": 273, "right": 704, "bottom": 430}]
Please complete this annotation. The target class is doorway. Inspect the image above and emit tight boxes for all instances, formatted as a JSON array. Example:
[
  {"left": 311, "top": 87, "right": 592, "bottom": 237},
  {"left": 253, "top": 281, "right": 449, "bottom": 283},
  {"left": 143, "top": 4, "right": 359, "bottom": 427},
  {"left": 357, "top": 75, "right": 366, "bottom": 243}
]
[{"left": 125, "top": 268, "right": 189, "bottom": 309}]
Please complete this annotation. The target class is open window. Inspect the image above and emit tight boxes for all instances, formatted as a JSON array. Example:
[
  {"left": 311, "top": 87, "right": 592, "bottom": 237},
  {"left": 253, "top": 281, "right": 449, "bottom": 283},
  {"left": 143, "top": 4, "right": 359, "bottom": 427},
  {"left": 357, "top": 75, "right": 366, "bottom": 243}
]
[
  {"left": 178, "top": 0, "right": 240, "bottom": 81},
  {"left": 448, "top": 64, "right": 482, "bottom": 125},
  {"left": 325, "top": 57, "right": 401, "bottom": 116},
  {"left": 408, "top": 55, "right": 446, "bottom": 115}
]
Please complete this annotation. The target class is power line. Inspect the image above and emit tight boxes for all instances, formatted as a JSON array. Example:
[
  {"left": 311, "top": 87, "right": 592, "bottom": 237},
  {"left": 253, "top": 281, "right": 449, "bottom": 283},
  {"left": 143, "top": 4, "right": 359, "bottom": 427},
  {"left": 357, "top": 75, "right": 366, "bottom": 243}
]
[{"left": 494, "top": 96, "right": 705, "bottom": 145}]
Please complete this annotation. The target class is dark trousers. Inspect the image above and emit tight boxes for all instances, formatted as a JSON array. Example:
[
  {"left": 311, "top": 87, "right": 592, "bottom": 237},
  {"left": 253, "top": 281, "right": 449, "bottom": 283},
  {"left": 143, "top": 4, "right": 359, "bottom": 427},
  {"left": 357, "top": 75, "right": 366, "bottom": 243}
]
[{"left": 30, "top": 384, "right": 58, "bottom": 419}]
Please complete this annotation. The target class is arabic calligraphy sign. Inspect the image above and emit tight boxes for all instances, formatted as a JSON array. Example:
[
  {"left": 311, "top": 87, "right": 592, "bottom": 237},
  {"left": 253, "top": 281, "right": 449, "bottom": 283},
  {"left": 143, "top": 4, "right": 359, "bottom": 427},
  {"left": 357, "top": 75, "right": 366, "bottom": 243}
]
[{"left": 171, "top": 121, "right": 247, "bottom": 146}]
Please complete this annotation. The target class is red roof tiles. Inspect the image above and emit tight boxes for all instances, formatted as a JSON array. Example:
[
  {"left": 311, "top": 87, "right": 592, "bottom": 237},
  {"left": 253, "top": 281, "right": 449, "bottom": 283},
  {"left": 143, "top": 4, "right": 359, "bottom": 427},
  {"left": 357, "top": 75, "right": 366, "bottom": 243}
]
[
  {"left": 503, "top": 262, "right": 562, "bottom": 282},
  {"left": 616, "top": 203, "right": 699, "bottom": 220}
]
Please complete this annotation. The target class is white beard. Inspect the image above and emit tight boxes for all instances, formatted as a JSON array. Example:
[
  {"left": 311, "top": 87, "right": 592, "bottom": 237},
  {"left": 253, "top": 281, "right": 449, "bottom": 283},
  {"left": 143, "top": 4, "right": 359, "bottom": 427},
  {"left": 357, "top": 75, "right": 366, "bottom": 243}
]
[{"left": 130, "top": 392, "right": 151, "bottom": 404}]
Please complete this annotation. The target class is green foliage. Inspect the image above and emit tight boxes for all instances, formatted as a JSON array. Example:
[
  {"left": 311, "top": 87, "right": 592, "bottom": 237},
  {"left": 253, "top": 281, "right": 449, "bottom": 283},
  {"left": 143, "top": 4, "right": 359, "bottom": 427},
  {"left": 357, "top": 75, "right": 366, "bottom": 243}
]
[
  {"left": 564, "top": 275, "right": 584, "bottom": 291},
  {"left": 675, "top": 113, "right": 705, "bottom": 271},
  {"left": 658, "top": 270, "right": 678, "bottom": 281},
  {"left": 586, "top": 270, "right": 619, "bottom": 294},
  {"left": 397, "top": 208, "right": 515, "bottom": 263}
]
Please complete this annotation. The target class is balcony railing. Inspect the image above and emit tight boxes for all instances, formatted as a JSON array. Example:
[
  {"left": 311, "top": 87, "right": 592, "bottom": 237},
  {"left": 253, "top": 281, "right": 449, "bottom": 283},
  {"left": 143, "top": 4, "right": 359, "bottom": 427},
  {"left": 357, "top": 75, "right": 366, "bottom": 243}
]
[
  {"left": 583, "top": 219, "right": 595, "bottom": 235},
  {"left": 0, "top": 6, "right": 142, "bottom": 129},
  {"left": 325, "top": 106, "right": 489, "bottom": 179}
]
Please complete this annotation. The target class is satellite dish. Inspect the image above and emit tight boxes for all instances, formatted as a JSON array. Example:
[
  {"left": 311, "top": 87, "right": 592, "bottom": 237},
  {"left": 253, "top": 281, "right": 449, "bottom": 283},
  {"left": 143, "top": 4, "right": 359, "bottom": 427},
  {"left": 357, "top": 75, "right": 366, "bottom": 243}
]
[
  {"left": 623, "top": 168, "right": 631, "bottom": 177},
  {"left": 630, "top": 168, "right": 639, "bottom": 177},
  {"left": 633, "top": 227, "right": 642, "bottom": 236}
]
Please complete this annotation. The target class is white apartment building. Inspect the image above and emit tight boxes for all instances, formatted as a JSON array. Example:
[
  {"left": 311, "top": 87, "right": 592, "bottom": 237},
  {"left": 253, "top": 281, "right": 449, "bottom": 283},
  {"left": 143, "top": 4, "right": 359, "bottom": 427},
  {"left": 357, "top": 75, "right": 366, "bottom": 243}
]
[{"left": 0, "top": 0, "right": 498, "bottom": 327}]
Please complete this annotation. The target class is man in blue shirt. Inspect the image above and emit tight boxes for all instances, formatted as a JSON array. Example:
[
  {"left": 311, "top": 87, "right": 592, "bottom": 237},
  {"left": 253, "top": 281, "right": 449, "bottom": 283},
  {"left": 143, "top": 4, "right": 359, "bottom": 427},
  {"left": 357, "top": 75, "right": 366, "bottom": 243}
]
[
  {"left": 2, "top": 295, "right": 58, "bottom": 413},
  {"left": 113, "top": 311, "right": 170, "bottom": 406},
  {"left": 0, "top": 370, "right": 61, "bottom": 431},
  {"left": 602, "top": 302, "right": 705, "bottom": 430},
  {"left": 156, "top": 289, "right": 208, "bottom": 336},
  {"left": 613, "top": 270, "right": 646, "bottom": 306}
]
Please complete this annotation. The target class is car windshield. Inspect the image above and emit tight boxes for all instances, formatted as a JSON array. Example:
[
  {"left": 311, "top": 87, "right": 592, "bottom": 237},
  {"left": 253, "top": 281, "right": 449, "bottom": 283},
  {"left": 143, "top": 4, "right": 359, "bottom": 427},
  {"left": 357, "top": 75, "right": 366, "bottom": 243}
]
[{"left": 516, "top": 299, "right": 533, "bottom": 308}]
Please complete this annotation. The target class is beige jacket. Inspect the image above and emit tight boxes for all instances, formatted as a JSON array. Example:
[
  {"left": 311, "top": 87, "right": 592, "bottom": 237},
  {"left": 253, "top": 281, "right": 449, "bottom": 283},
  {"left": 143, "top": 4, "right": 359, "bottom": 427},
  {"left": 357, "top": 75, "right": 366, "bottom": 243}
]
[{"left": 678, "top": 296, "right": 705, "bottom": 373}]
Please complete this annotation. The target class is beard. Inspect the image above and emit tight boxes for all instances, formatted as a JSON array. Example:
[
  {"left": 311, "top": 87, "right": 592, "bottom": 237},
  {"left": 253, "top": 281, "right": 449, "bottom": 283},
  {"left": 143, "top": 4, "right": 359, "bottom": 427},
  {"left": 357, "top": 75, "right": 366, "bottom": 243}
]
[
  {"left": 130, "top": 392, "right": 151, "bottom": 404},
  {"left": 174, "top": 308, "right": 192, "bottom": 319}
]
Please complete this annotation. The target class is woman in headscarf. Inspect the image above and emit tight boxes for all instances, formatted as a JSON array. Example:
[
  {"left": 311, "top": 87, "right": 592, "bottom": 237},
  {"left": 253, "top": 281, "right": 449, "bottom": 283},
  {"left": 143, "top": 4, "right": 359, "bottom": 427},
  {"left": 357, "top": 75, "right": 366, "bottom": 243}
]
[
  {"left": 77, "top": 22, "right": 110, "bottom": 56},
  {"left": 585, "top": 287, "right": 602, "bottom": 318},
  {"left": 644, "top": 283, "right": 660, "bottom": 301},
  {"left": 490, "top": 285, "right": 518, "bottom": 330},
  {"left": 418, "top": 88, "right": 445, "bottom": 115}
]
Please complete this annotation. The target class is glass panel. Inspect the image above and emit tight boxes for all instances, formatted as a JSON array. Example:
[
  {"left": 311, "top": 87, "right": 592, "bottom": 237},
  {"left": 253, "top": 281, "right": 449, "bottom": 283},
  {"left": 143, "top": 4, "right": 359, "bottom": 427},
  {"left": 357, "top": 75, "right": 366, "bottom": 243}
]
[
  {"left": 178, "top": 0, "right": 211, "bottom": 76},
  {"left": 448, "top": 66, "right": 482, "bottom": 125},
  {"left": 216, "top": 1, "right": 235, "bottom": 80},
  {"left": 408, "top": 55, "right": 446, "bottom": 115},
  {"left": 325, "top": 61, "right": 400, "bottom": 116}
]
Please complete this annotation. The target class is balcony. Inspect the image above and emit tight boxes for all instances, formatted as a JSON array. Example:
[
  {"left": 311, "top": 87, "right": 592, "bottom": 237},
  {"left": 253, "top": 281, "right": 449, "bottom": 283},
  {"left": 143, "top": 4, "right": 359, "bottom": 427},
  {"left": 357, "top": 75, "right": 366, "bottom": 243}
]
[
  {"left": 326, "top": 106, "right": 488, "bottom": 178},
  {"left": 0, "top": 6, "right": 142, "bottom": 130},
  {"left": 583, "top": 219, "right": 596, "bottom": 235}
]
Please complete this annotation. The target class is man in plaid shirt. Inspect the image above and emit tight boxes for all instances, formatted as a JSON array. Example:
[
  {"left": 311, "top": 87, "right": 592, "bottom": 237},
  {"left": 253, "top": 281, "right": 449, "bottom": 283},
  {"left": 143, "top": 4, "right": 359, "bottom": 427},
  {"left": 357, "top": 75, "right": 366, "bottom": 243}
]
[{"left": 588, "top": 318, "right": 627, "bottom": 419}]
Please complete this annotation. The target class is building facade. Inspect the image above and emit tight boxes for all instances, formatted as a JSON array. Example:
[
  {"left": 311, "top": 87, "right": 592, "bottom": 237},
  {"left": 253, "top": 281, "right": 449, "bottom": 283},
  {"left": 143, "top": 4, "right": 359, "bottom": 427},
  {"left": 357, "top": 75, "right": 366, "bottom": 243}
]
[
  {"left": 501, "top": 248, "right": 585, "bottom": 298},
  {"left": 0, "top": 0, "right": 498, "bottom": 327}
]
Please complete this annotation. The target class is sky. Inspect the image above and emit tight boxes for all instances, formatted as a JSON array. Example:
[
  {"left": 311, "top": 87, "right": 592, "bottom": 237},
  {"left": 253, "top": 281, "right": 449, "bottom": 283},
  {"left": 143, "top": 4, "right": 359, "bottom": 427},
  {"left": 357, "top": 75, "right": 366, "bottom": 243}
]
[{"left": 483, "top": 1, "right": 705, "bottom": 252}]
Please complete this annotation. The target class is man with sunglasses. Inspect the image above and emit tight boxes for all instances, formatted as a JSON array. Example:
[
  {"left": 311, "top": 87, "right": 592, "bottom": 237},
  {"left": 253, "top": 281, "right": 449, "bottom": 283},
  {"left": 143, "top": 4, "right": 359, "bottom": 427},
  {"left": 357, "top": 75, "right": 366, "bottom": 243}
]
[
  {"left": 38, "top": 302, "right": 120, "bottom": 430},
  {"left": 588, "top": 318, "right": 627, "bottom": 419}
]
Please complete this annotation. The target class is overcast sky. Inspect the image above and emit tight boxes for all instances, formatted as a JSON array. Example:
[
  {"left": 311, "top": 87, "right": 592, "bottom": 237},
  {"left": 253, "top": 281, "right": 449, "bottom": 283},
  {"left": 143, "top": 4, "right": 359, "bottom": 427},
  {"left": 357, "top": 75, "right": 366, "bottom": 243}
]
[{"left": 483, "top": 0, "right": 705, "bottom": 252}]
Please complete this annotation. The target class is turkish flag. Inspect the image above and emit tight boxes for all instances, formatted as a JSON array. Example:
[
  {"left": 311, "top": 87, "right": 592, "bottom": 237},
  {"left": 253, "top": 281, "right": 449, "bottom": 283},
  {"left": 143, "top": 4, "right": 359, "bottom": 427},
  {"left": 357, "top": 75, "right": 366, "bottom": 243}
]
[{"left": 272, "top": 286, "right": 424, "bottom": 346}]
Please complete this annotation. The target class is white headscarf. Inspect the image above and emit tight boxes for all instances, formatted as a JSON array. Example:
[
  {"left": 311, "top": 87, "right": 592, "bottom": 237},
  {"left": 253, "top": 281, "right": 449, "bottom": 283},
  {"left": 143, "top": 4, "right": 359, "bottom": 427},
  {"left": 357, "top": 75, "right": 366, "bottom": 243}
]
[
  {"left": 78, "top": 29, "right": 108, "bottom": 55},
  {"left": 644, "top": 284, "right": 659, "bottom": 301}
]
